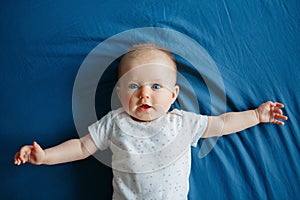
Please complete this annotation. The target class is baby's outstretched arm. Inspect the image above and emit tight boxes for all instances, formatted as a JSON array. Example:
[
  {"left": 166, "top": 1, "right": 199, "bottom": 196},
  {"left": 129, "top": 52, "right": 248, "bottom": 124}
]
[
  {"left": 14, "top": 134, "right": 98, "bottom": 165},
  {"left": 202, "top": 101, "right": 288, "bottom": 138}
]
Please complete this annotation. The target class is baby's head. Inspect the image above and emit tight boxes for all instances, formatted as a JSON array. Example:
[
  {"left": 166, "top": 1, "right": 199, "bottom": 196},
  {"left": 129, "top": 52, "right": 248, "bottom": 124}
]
[{"left": 117, "top": 44, "right": 179, "bottom": 121}]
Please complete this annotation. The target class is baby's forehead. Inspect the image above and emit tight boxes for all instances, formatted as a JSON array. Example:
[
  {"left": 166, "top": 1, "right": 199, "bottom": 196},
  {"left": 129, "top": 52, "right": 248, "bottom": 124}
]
[
  {"left": 123, "top": 63, "right": 176, "bottom": 77},
  {"left": 118, "top": 63, "right": 177, "bottom": 86},
  {"left": 119, "top": 49, "right": 177, "bottom": 77}
]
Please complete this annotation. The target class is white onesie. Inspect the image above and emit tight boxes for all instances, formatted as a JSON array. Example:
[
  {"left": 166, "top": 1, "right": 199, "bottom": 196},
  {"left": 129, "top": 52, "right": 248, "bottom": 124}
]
[{"left": 88, "top": 108, "right": 207, "bottom": 200}]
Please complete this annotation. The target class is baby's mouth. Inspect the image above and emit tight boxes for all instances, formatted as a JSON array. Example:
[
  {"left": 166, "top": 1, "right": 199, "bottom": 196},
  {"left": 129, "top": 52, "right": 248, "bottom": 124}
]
[{"left": 138, "top": 104, "right": 152, "bottom": 110}]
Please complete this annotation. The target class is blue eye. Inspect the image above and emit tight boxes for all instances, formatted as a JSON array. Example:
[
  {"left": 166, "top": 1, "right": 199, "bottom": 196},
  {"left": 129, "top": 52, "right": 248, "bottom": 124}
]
[
  {"left": 152, "top": 83, "right": 161, "bottom": 90},
  {"left": 129, "top": 83, "right": 139, "bottom": 90}
]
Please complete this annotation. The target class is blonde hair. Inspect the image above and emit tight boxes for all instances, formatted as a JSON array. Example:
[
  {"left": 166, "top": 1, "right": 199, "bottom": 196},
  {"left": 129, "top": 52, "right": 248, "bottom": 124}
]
[{"left": 118, "top": 43, "right": 176, "bottom": 78}]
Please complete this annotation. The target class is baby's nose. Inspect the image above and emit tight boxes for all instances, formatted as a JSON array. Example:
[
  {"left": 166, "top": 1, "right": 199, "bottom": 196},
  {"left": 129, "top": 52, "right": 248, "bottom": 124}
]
[{"left": 138, "top": 86, "right": 151, "bottom": 99}]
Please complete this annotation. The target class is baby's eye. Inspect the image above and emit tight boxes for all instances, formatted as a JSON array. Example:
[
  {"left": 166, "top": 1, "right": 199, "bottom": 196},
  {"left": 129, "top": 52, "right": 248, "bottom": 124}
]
[
  {"left": 152, "top": 83, "right": 161, "bottom": 90},
  {"left": 129, "top": 83, "right": 139, "bottom": 90}
]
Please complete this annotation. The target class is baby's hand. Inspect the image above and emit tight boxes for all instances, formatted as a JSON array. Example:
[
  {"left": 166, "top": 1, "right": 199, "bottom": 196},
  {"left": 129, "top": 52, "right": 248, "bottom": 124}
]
[
  {"left": 14, "top": 141, "right": 45, "bottom": 165},
  {"left": 256, "top": 101, "right": 288, "bottom": 125}
]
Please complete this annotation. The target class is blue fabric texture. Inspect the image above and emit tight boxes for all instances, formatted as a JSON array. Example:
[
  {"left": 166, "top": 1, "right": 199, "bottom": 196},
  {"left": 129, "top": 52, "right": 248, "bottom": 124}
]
[{"left": 1, "top": 0, "right": 299, "bottom": 199}]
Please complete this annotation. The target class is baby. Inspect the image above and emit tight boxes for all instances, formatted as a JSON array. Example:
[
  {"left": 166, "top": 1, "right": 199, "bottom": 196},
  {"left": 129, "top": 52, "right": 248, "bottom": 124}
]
[{"left": 14, "top": 44, "right": 288, "bottom": 199}]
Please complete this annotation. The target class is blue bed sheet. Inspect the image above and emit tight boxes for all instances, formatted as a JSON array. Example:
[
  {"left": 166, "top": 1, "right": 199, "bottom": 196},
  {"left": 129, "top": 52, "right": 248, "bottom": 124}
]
[{"left": 1, "top": 0, "right": 299, "bottom": 199}]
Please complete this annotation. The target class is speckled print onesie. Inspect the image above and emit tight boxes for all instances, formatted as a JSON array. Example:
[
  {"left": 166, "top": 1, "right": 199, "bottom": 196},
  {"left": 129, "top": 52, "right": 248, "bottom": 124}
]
[{"left": 89, "top": 108, "right": 207, "bottom": 200}]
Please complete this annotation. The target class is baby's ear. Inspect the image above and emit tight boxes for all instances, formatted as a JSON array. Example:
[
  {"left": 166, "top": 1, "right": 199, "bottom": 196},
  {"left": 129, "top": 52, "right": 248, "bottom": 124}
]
[{"left": 172, "top": 85, "right": 180, "bottom": 102}]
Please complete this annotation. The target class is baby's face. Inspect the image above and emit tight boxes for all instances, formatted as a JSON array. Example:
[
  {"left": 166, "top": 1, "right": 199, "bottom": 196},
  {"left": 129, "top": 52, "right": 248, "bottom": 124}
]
[{"left": 117, "top": 52, "right": 179, "bottom": 121}]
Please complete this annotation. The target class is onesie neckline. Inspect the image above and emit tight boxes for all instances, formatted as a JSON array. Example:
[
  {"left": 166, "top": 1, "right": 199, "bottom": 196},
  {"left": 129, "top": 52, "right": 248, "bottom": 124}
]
[{"left": 113, "top": 108, "right": 168, "bottom": 138}]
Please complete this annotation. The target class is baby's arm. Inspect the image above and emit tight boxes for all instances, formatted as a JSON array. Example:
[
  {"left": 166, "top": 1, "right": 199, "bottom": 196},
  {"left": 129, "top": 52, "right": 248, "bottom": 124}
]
[
  {"left": 14, "top": 134, "right": 98, "bottom": 165},
  {"left": 202, "top": 101, "right": 288, "bottom": 138}
]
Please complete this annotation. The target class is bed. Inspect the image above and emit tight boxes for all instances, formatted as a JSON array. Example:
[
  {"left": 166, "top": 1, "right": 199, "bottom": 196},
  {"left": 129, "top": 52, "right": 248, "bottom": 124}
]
[{"left": 1, "top": 0, "right": 299, "bottom": 199}]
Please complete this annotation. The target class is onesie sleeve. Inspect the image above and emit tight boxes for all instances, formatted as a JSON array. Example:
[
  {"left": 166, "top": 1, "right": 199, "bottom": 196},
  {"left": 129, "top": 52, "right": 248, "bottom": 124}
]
[
  {"left": 182, "top": 111, "right": 208, "bottom": 147},
  {"left": 88, "top": 111, "right": 114, "bottom": 150}
]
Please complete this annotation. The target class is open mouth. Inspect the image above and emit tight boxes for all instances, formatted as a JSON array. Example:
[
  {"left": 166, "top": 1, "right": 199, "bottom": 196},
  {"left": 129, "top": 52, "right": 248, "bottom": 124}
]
[{"left": 138, "top": 104, "right": 151, "bottom": 110}]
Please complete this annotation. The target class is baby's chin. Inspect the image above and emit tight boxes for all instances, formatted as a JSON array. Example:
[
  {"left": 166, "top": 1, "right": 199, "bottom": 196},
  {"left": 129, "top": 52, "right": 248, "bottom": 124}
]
[
  {"left": 130, "top": 115, "right": 154, "bottom": 122},
  {"left": 130, "top": 105, "right": 167, "bottom": 122},
  {"left": 130, "top": 112, "right": 163, "bottom": 122}
]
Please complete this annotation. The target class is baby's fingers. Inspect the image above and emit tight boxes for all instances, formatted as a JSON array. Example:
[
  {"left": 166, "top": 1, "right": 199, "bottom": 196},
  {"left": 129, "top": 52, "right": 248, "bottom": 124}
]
[
  {"left": 274, "top": 102, "right": 284, "bottom": 108},
  {"left": 14, "top": 152, "right": 27, "bottom": 165},
  {"left": 273, "top": 106, "right": 283, "bottom": 115},
  {"left": 276, "top": 114, "right": 288, "bottom": 121},
  {"left": 273, "top": 119, "right": 285, "bottom": 125},
  {"left": 15, "top": 146, "right": 31, "bottom": 165},
  {"left": 273, "top": 113, "right": 288, "bottom": 125},
  {"left": 14, "top": 152, "right": 22, "bottom": 165}
]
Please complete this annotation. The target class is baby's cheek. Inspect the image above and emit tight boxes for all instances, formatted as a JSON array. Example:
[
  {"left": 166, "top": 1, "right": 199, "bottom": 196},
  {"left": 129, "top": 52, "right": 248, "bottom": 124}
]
[
  {"left": 119, "top": 93, "right": 130, "bottom": 109},
  {"left": 128, "top": 95, "right": 138, "bottom": 109},
  {"left": 162, "top": 96, "right": 174, "bottom": 111}
]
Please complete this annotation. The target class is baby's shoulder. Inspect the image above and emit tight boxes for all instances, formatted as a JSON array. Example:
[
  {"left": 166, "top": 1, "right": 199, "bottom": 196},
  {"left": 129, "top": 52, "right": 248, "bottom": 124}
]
[
  {"left": 169, "top": 108, "right": 183, "bottom": 116},
  {"left": 169, "top": 109, "right": 197, "bottom": 117},
  {"left": 169, "top": 109, "right": 206, "bottom": 121}
]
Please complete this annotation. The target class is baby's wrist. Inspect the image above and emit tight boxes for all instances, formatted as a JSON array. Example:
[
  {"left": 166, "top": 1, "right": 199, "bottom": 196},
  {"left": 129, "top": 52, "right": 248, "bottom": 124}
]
[
  {"left": 254, "top": 109, "right": 261, "bottom": 124},
  {"left": 41, "top": 149, "right": 47, "bottom": 165}
]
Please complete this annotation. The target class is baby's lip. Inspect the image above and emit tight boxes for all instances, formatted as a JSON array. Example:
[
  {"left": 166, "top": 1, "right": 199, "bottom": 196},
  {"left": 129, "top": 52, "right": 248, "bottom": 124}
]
[{"left": 138, "top": 104, "right": 152, "bottom": 110}]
